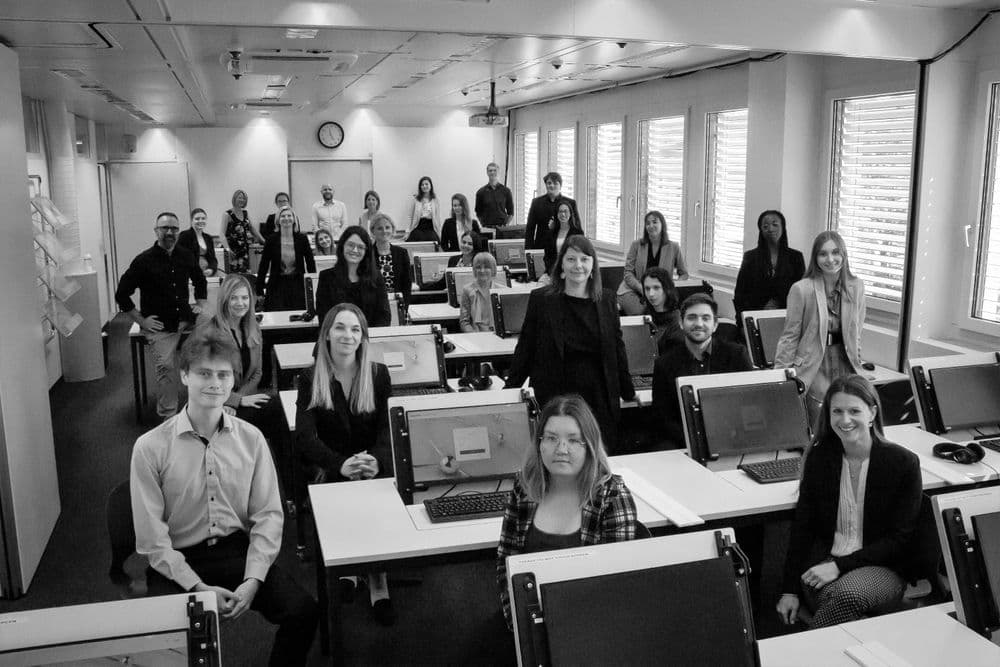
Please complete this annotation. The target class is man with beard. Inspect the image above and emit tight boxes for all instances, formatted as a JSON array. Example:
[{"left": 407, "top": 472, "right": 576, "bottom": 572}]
[{"left": 651, "top": 292, "right": 751, "bottom": 449}]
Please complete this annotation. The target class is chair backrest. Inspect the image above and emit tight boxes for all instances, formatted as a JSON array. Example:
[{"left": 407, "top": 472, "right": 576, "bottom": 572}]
[{"left": 107, "top": 480, "right": 135, "bottom": 587}]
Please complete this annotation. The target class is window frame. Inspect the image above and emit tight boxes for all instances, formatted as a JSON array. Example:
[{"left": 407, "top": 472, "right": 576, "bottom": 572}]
[
  {"left": 636, "top": 113, "right": 687, "bottom": 251},
  {"left": 513, "top": 129, "right": 539, "bottom": 226},
  {"left": 584, "top": 119, "right": 626, "bottom": 252},
  {"left": 701, "top": 107, "right": 749, "bottom": 272},
  {"left": 546, "top": 124, "right": 577, "bottom": 201}
]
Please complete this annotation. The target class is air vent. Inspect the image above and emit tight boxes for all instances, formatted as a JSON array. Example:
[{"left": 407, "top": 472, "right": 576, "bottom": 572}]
[
  {"left": 245, "top": 51, "right": 358, "bottom": 75},
  {"left": 50, "top": 68, "right": 156, "bottom": 123},
  {"left": 243, "top": 100, "right": 295, "bottom": 109}
]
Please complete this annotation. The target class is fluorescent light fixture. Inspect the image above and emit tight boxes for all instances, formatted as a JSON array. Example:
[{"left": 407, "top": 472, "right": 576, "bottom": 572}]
[{"left": 285, "top": 28, "right": 319, "bottom": 39}]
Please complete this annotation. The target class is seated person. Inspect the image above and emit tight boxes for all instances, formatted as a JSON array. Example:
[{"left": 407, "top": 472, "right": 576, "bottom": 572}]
[
  {"left": 294, "top": 303, "right": 396, "bottom": 625},
  {"left": 130, "top": 331, "right": 317, "bottom": 666},
  {"left": 651, "top": 292, "right": 751, "bottom": 448},
  {"left": 496, "top": 394, "right": 638, "bottom": 626},
  {"left": 777, "top": 375, "right": 922, "bottom": 629},
  {"left": 640, "top": 266, "right": 682, "bottom": 353},
  {"left": 459, "top": 251, "right": 499, "bottom": 332}
]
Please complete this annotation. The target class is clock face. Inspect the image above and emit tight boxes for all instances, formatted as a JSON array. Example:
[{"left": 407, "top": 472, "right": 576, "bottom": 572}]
[{"left": 318, "top": 121, "right": 344, "bottom": 149}]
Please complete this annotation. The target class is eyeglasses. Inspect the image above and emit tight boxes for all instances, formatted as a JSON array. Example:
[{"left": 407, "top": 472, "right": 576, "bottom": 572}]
[
  {"left": 540, "top": 434, "right": 587, "bottom": 450},
  {"left": 156, "top": 226, "right": 179, "bottom": 232},
  {"left": 343, "top": 242, "right": 368, "bottom": 253}
]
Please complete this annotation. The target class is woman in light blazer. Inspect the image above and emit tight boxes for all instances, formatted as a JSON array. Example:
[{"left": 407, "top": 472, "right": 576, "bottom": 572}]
[
  {"left": 617, "top": 210, "right": 688, "bottom": 315},
  {"left": 774, "top": 231, "right": 867, "bottom": 424}
]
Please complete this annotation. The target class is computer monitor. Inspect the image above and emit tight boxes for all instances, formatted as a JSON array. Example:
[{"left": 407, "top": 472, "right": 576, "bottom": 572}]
[
  {"left": 621, "top": 320, "right": 657, "bottom": 376},
  {"left": 495, "top": 224, "right": 527, "bottom": 240},
  {"left": 446, "top": 267, "right": 511, "bottom": 308},
  {"left": 525, "top": 249, "right": 547, "bottom": 282},
  {"left": 369, "top": 328, "right": 447, "bottom": 390},
  {"left": 599, "top": 263, "right": 625, "bottom": 290},
  {"left": 413, "top": 252, "right": 459, "bottom": 289},
  {"left": 698, "top": 381, "right": 810, "bottom": 457},
  {"left": 491, "top": 289, "right": 532, "bottom": 337},
  {"left": 757, "top": 316, "right": 785, "bottom": 367},
  {"left": 676, "top": 278, "right": 713, "bottom": 303},
  {"left": 930, "top": 363, "right": 1000, "bottom": 430},
  {"left": 398, "top": 241, "right": 438, "bottom": 264},
  {"left": 489, "top": 239, "right": 526, "bottom": 269},
  {"left": 314, "top": 254, "right": 337, "bottom": 274},
  {"left": 405, "top": 401, "right": 534, "bottom": 486}
]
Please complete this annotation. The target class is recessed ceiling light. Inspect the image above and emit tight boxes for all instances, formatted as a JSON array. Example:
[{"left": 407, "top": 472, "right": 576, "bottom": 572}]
[
  {"left": 285, "top": 28, "right": 319, "bottom": 39},
  {"left": 259, "top": 110, "right": 271, "bottom": 116}
]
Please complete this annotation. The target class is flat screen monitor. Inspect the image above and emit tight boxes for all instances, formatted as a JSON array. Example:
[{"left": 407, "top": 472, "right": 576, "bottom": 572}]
[
  {"left": 930, "top": 363, "right": 1000, "bottom": 430},
  {"left": 490, "top": 239, "right": 526, "bottom": 269},
  {"left": 399, "top": 241, "right": 438, "bottom": 263},
  {"left": 495, "top": 224, "right": 527, "bottom": 240},
  {"left": 491, "top": 290, "right": 531, "bottom": 337},
  {"left": 699, "top": 381, "right": 810, "bottom": 456},
  {"left": 448, "top": 268, "right": 510, "bottom": 308},
  {"left": 622, "top": 322, "right": 657, "bottom": 376},
  {"left": 314, "top": 254, "right": 337, "bottom": 274},
  {"left": 758, "top": 316, "right": 785, "bottom": 367},
  {"left": 414, "top": 252, "right": 457, "bottom": 288},
  {"left": 369, "top": 332, "right": 445, "bottom": 389},
  {"left": 599, "top": 264, "right": 625, "bottom": 291},
  {"left": 407, "top": 402, "right": 534, "bottom": 485}
]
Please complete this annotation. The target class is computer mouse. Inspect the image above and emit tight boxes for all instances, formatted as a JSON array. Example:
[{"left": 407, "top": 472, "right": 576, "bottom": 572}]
[
  {"left": 861, "top": 361, "right": 876, "bottom": 371},
  {"left": 443, "top": 339, "right": 456, "bottom": 354}
]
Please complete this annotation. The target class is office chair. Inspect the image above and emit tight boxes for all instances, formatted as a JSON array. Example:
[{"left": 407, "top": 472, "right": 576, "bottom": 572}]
[{"left": 106, "top": 480, "right": 147, "bottom": 597}]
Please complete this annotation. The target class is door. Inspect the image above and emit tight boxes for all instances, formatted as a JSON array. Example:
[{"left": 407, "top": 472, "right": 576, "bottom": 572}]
[
  {"left": 289, "top": 159, "right": 372, "bottom": 231},
  {"left": 107, "top": 162, "right": 189, "bottom": 287}
]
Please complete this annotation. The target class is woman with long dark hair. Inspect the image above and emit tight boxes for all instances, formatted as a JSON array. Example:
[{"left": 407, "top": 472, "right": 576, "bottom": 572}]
[
  {"left": 406, "top": 176, "right": 441, "bottom": 243},
  {"left": 441, "top": 193, "right": 481, "bottom": 252},
  {"left": 543, "top": 200, "right": 584, "bottom": 274},
  {"left": 315, "top": 224, "right": 390, "bottom": 326},
  {"left": 617, "top": 210, "right": 688, "bottom": 315},
  {"left": 640, "top": 266, "right": 682, "bottom": 352},
  {"left": 177, "top": 208, "right": 219, "bottom": 276},
  {"left": 733, "top": 209, "right": 806, "bottom": 321}
]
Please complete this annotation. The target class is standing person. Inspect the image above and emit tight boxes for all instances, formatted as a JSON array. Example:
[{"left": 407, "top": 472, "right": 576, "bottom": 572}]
[
  {"left": 640, "top": 267, "right": 682, "bottom": 352},
  {"left": 312, "top": 184, "right": 348, "bottom": 239},
  {"left": 314, "top": 228, "right": 336, "bottom": 257},
  {"left": 776, "top": 375, "right": 921, "bottom": 629},
  {"left": 459, "top": 252, "right": 499, "bottom": 333},
  {"left": 774, "top": 231, "right": 868, "bottom": 424},
  {"left": 617, "top": 210, "right": 689, "bottom": 316},
  {"left": 651, "top": 293, "right": 752, "bottom": 449},
  {"left": 496, "top": 394, "right": 638, "bottom": 625},
  {"left": 260, "top": 192, "right": 291, "bottom": 239},
  {"left": 221, "top": 189, "right": 264, "bottom": 274},
  {"left": 295, "top": 304, "right": 395, "bottom": 625},
  {"left": 544, "top": 200, "right": 584, "bottom": 273},
  {"left": 734, "top": 210, "right": 806, "bottom": 322},
  {"left": 525, "top": 172, "right": 580, "bottom": 257},
  {"left": 505, "top": 235, "right": 634, "bottom": 452},
  {"left": 406, "top": 176, "right": 441, "bottom": 243},
  {"left": 116, "top": 212, "right": 208, "bottom": 419},
  {"left": 255, "top": 206, "right": 315, "bottom": 311},
  {"left": 475, "top": 162, "right": 514, "bottom": 229},
  {"left": 370, "top": 212, "right": 412, "bottom": 306},
  {"left": 177, "top": 208, "right": 219, "bottom": 277},
  {"left": 131, "top": 331, "right": 318, "bottom": 666},
  {"left": 315, "top": 225, "right": 390, "bottom": 326},
  {"left": 358, "top": 190, "right": 381, "bottom": 230},
  {"left": 441, "top": 193, "right": 481, "bottom": 252}
]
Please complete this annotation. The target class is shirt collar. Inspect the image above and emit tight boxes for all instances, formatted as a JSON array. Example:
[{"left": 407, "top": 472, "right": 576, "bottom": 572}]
[
  {"left": 173, "top": 407, "right": 234, "bottom": 442},
  {"left": 686, "top": 338, "right": 714, "bottom": 362}
]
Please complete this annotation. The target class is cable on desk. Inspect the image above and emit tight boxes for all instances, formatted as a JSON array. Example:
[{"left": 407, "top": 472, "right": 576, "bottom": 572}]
[
  {"left": 495, "top": 479, "right": 502, "bottom": 493},
  {"left": 437, "top": 484, "right": 457, "bottom": 499}
]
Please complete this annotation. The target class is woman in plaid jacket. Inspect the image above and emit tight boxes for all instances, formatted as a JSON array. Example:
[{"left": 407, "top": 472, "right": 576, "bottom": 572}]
[{"left": 496, "top": 394, "right": 638, "bottom": 624}]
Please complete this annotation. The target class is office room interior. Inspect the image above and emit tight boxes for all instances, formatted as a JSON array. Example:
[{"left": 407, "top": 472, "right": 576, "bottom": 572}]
[{"left": 3, "top": 0, "right": 1000, "bottom": 663}]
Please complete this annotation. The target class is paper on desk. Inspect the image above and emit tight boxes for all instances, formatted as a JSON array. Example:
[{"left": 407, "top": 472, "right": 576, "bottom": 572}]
[
  {"left": 612, "top": 466, "right": 704, "bottom": 527},
  {"left": 917, "top": 455, "right": 980, "bottom": 486},
  {"left": 844, "top": 641, "right": 912, "bottom": 667}
]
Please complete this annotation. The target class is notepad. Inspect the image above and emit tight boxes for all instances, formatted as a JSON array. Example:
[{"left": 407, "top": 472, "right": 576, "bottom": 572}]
[{"left": 612, "top": 466, "right": 704, "bottom": 527}]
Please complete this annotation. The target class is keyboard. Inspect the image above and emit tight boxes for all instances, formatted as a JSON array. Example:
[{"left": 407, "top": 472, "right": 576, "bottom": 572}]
[
  {"left": 423, "top": 491, "right": 510, "bottom": 523},
  {"left": 395, "top": 386, "right": 452, "bottom": 397},
  {"left": 631, "top": 375, "right": 653, "bottom": 389},
  {"left": 739, "top": 457, "right": 802, "bottom": 484}
]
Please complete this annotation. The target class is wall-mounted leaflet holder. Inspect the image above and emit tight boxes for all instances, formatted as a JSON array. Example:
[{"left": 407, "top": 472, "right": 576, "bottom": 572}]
[
  {"left": 508, "top": 529, "right": 758, "bottom": 667},
  {"left": 30, "top": 195, "right": 83, "bottom": 341}
]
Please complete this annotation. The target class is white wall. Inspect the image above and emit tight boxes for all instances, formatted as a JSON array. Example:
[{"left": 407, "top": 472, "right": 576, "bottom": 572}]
[{"left": 74, "top": 119, "right": 107, "bottom": 321}]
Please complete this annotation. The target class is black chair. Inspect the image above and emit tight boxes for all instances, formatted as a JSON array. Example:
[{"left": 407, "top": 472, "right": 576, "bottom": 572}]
[
  {"left": 635, "top": 521, "right": 653, "bottom": 540},
  {"left": 107, "top": 480, "right": 147, "bottom": 597}
]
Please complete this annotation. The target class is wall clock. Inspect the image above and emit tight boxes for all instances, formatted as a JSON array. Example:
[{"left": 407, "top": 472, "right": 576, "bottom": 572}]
[{"left": 317, "top": 121, "right": 344, "bottom": 149}]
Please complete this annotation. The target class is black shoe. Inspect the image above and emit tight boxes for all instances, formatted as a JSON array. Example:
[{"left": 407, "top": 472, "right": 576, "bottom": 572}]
[
  {"left": 338, "top": 577, "right": 358, "bottom": 603},
  {"left": 371, "top": 598, "right": 396, "bottom": 626}
]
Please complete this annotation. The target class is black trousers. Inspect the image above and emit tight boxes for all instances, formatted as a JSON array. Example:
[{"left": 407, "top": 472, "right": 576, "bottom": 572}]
[{"left": 147, "top": 532, "right": 318, "bottom": 666}]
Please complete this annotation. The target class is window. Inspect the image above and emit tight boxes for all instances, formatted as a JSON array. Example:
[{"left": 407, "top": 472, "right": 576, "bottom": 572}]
[
  {"left": 514, "top": 131, "right": 538, "bottom": 224},
  {"left": 829, "top": 92, "right": 915, "bottom": 303},
  {"left": 703, "top": 109, "right": 748, "bottom": 269},
  {"left": 74, "top": 114, "right": 91, "bottom": 158},
  {"left": 586, "top": 122, "right": 623, "bottom": 245},
  {"left": 974, "top": 83, "right": 1000, "bottom": 323},
  {"left": 638, "top": 115, "right": 685, "bottom": 245},
  {"left": 547, "top": 127, "right": 575, "bottom": 199}
]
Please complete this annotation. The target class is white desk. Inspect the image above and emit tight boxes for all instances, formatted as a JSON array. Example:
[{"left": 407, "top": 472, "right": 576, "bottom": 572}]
[
  {"left": 408, "top": 302, "right": 460, "bottom": 326},
  {"left": 445, "top": 332, "right": 518, "bottom": 359},
  {"left": 885, "top": 424, "right": 1000, "bottom": 486}
]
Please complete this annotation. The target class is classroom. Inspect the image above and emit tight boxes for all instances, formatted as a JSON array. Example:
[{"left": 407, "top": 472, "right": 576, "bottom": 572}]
[{"left": 2, "top": 1, "right": 1000, "bottom": 665}]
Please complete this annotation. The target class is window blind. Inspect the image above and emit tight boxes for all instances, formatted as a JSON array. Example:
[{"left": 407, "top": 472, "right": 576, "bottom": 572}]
[
  {"left": 547, "top": 127, "right": 576, "bottom": 199},
  {"left": 586, "top": 122, "right": 623, "bottom": 245},
  {"left": 829, "top": 92, "right": 915, "bottom": 303},
  {"left": 703, "top": 109, "right": 748, "bottom": 269},
  {"left": 974, "top": 83, "right": 1000, "bottom": 324},
  {"left": 515, "top": 132, "right": 538, "bottom": 224},
  {"left": 638, "top": 115, "right": 685, "bottom": 245}
]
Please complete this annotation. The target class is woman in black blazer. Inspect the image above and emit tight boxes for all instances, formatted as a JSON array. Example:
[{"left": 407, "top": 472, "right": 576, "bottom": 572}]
[
  {"left": 255, "top": 206, "right": 315, "bottom": 311},
  {"left": 177, "top": 208, "right": 219, "bottom": 276},
  {"left": 505, "top": 235, "right": 635, "bottom": 452},
  {"left": 369, "top": 212, "right": 412, "bottom": 305},
  {"left": 315, "top": 225, "right": 391, "bottom": 327},
  {"left": 543, "top": 199, "right": 584, "bottom": 273},
  {"left": 440, "top": 193, "right": 482, "bottom": 252},
  {"left": 733, "top": 209, "right": 806, "bottom": 321},
  {"left": 777, "top": 375, "right": 922, "bottom": 629},
  {"left": 295, "top": 303, "right": 396, "bottom": 625}
]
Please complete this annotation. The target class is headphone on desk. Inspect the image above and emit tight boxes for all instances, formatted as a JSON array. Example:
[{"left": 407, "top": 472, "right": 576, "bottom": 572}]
[{"left": 932, "top": 442, "right": 986, "bottom": 465}]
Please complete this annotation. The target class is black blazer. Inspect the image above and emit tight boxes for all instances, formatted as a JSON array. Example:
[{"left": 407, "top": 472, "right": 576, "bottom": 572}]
[
  {"left": 294, "top": 363, "right": 392, "bottom": 478},
  {"left": 315, "top": 267, "right": 391, "bottom": 327},
  {"left": 543, "top": 225, "right": 584, "bottom": 272},
  {"left": 255, "top": 232, "right": 315, "bottom": 295},
  {"left": 441, "top": 217, "right": 482, "bottom": 252},
  {"left": 374, "top": 244, "right": 412, "bottom": 304},
  {"left": 525, "top": 194, "right": 580, "bottom": 253},
  {"left": 176, "top": 228, "right": 219, "bottom": 276},
  {"left": 782, "top": 438, "right": 922, "bottom": 592},
  {"left": 733, "top": 246, "right": 805, "bottom": 320},
  {"left": 505, "top": 287, "right": 635, "bottom": 421}
]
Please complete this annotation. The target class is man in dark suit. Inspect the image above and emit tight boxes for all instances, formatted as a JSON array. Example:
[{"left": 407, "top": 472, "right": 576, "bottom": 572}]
[{"left": 524, "top": 171, "right": 580, "bottom": 253}]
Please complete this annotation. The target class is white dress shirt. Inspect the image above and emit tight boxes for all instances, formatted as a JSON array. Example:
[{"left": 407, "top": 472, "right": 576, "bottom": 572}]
[
  {"left": 130, "top": 409, "right": 283, "bottom": 590},
  {"left": 831, "top": 456, "right": 869, "bottom": 558},
  {"left": 312, "top": 199, "right": 348, "bottom": 238}
]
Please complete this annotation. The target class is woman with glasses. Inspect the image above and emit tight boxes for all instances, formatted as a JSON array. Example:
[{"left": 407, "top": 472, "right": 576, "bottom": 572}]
[
  {"left": 315, "top": 225, "right": 391, "bottom": 327},
  {"left": 496, "top": 394, "right": 638, "bottom": 626}
]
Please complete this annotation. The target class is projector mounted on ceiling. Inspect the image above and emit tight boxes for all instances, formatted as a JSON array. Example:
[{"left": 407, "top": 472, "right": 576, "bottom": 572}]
[{"left": 469, "top": 81, "right": 508, "bottom": 128}]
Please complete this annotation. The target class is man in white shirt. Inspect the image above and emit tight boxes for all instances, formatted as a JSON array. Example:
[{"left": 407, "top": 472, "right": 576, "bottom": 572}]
[
  {"left": 131, "top": 331, "right": 317, "bottom": 666},
  {"left": 311, "top": 183, "right": 348, "bottom": 239}
]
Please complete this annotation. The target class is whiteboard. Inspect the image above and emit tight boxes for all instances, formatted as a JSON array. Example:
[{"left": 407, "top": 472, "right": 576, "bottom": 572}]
[
  {"left": 108, "top": 162, "right": 189, "bottom": 285},
  {"left": 372, "top": 127, "right": 495, "bottom": 234}
]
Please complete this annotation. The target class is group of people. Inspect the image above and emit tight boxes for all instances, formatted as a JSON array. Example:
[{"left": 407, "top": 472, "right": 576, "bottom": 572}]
[{"left": 115, "top": 170, "right": 918, "bottom": 662}]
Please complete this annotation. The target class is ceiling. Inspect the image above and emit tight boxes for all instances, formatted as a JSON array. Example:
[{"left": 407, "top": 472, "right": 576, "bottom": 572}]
[{"left": 0, "top": 0, "right": 994, "bottom": 126}]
